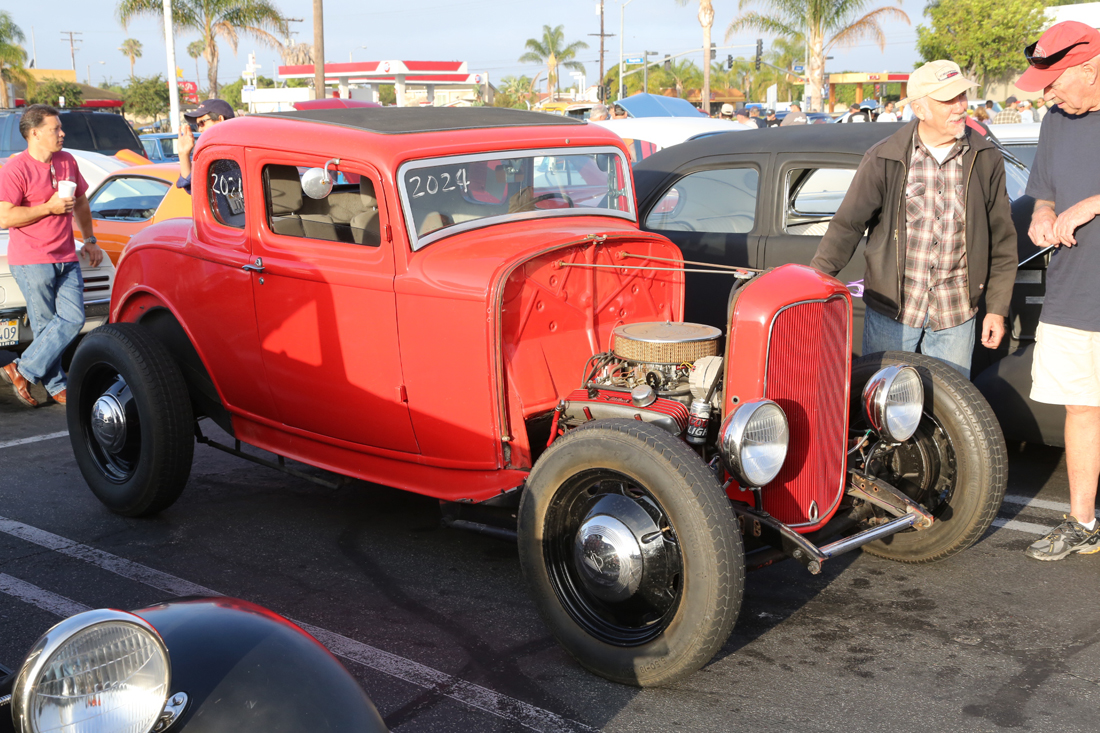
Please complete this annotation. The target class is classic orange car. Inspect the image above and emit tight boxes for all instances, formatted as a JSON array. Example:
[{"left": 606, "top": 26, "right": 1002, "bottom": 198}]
[{"left": 74, "top": 163, "right": 192, "bottom": 265}]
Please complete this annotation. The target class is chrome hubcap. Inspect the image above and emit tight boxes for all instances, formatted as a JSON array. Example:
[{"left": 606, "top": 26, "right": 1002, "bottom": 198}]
[
  {"left": 91, "top": 393, "right": 127, "bottom": 453},
  {"left": 574, "top": 515, "right": 643, "bottom": 603}
]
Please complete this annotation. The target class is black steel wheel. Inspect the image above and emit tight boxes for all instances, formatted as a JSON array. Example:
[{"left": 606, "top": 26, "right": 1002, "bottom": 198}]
[
  {"left": 67, "top": 323, "right": 194, "bottom": 517},
  {"left": 851, "top": 351, "right": 1007, "bottom": 563},
  {"left": 518, "top": 419, "right": 743, "bottom": 687}
]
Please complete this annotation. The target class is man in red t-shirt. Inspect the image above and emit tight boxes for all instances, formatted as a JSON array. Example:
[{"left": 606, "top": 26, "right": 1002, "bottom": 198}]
[{"left": 0, "top": 104, "right": 104, "bottom": 407}]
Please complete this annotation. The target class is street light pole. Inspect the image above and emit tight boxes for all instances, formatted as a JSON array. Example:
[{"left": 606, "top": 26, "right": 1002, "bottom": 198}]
[
  {"left": 618, "top": 0, "right": 637, "bottom": 101},
  {"left": 162, "top": 0, "right": 181, "bottom": 133},
  {"left": 312, "top": 0, "right": 325, "bottom": 100}
]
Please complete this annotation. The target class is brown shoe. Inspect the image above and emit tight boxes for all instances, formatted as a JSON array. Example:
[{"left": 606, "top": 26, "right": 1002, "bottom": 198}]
[
  {"left": 51, "top": 389, "right": 67, "bottom": 405},
  {"left": 1, "top": 363, "right": 39, "bottom": 408}
]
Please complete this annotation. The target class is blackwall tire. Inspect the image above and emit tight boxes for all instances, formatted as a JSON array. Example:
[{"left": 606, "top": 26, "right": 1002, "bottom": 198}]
[
  {"left": 67, "top": 323, "right": 194, "bottom": 517},
  {"left": 852, "top": 351, "right": 1007, "bottom": 563},
  {"left": 518, "top": 419, "right": 743, "bottom": 687}
]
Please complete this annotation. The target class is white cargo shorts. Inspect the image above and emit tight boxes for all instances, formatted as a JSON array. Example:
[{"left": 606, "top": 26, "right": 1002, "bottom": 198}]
[{"left": 1031, "top": 322, "right": 1100, "bottom": 407}]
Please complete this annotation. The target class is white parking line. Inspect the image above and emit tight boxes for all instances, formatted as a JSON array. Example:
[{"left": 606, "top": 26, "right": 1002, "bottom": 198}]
[
  {"left": 1002, "top": 494, "right": 1100, "bottom": 521},
  {"left": 992, "top": 517, "right": 1055, "bottom": 536},
  {"left": 0, "top": 431, "right": 69, "bottom": 451},
  {"left": 0, "top": 573, "right": 90, "bottom": 617},
  {"left": 0, "top": 516, "right": 594, "bottom": 733}
]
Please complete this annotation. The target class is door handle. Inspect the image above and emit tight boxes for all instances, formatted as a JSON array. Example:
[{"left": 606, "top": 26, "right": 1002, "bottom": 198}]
[{"left": 242, "top": 257, "right": 264, "bottom": 273}]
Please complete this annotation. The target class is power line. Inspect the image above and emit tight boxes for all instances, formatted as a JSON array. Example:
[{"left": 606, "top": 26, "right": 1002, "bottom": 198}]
[{"left": 60, "top": 31, "right": 82, "bottom": 72}]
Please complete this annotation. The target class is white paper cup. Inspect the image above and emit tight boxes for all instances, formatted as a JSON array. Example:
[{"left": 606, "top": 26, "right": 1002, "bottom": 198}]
[{"left": 57, "top": 180, "right": 76, "bottom": 199}]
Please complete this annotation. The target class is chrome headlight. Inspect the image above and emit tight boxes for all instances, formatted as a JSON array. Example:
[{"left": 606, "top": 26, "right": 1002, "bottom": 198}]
[
  {"left": 718, "top": 399, "right": 789, "bottom": 487},
  {"left": 862, "top": 365, "right": 924, "bottom": 443},
  {"left": 13, "top": 609, "right": 171, "bottom": 733}
]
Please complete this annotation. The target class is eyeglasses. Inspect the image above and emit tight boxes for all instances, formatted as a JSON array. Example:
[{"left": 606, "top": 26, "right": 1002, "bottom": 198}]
[
  {"left": 1025, "top": 40, "right": 1089, "bottom": 69},
  {"left": 50, "top": 162, "right": 56, "bottom": 189},
  {"left": 195, "top": 116, "right": 214, "bottom": 130}
]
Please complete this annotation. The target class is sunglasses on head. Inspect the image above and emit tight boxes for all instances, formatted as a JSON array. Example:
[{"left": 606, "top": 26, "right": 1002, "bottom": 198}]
[{"left": 1025, "top": 40, "right": 1088, "bottom": 69}]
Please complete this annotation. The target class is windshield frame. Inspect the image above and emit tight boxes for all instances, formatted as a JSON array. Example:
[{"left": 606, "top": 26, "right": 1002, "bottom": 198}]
[{"left": 397, "top": 146, "right": 636, "bottom": 251}]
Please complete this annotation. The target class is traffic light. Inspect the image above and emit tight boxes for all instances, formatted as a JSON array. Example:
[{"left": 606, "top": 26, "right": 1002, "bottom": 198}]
[
  {"left": 597, "top": 84, "right": 606, "bottom": 101},
  {"left": 710, "top": 43, "right": 716, "bottom": 60},
  {"left": 754, "top": 39, "right": 763, "bottom": 71},
  {"left": 727, "top": 54, "right": 733, "bottom": 71}
]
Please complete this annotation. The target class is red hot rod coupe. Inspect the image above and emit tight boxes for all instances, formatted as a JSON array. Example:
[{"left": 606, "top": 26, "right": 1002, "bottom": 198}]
[{"left": 67, "top": 108, "right": 1006, "bottom": 687}]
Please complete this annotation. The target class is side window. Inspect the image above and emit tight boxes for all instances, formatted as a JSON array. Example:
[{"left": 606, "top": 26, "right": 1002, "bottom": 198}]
[
  {"left": 208, "top": 159, "right": 245, "bottom": 229},
  {"left": 89, "top": 176, "right": 171, "bottom": 221},
  {"left": 784, "top": 167, "right": 856, "bottom": 235},
  {"left": 262, "top": 163, "right": 380, "bottom": 247},
  {"left": 644, "top": 167, "right": 758, "bottom": 234}
]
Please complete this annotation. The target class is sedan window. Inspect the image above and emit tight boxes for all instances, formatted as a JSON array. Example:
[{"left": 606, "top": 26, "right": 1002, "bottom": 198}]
[
  {"left": 785, "top": 168, "right": 856, "bottom": 235},
  {"left": 89, "top": 176, "right": 171, "bottom": 221},
  {"left": 644, "top": 167, "right": 758, "bottom": 234}
]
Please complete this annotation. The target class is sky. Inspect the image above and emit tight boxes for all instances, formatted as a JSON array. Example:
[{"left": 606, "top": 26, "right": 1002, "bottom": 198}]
[{"left": 8, "top": 0, "right": 923, "bottom": 92}]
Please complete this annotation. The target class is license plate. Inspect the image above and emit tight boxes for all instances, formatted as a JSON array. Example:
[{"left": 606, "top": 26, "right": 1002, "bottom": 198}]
[{"left": 0, "top": 318, "right": 18, "bottom": 348}]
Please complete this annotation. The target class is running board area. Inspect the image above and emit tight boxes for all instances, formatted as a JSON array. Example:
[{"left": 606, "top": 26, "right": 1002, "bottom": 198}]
[{"left": 733, "top": 471, "right": 935, "bottom": 574}]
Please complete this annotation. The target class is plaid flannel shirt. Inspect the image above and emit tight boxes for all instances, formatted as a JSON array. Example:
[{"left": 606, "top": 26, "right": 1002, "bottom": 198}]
[{"left": 898, "top": 133, "right": 976, "bottom": 330}]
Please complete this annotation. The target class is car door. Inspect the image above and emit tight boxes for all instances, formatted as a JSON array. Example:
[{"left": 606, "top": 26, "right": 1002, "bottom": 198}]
[
  {"left": 762, "top": 154, "right": 868, "bottom": 351},
  {"left": 640, "top": 155, "right": 768, "bottom": 330},
  {"left": 245, "top": 149, "right": 419, "bottom": 454}
]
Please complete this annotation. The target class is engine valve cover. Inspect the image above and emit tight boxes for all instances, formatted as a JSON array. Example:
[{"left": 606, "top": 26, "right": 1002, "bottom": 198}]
[
  {"left": 612, "top": 322, "right": 723, "bottom": 365},
  {"left": 564, "top": 388, "right": 689, "bottom": 435}
]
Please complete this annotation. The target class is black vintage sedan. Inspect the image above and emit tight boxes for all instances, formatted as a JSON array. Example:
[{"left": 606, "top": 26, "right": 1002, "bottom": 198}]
[{"left": 633, "top": 122, "right": 1063, "bottom": 447}]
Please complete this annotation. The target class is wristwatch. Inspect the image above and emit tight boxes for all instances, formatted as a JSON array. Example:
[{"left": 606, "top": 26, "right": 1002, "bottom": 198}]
[{"left": 84, "top": 236, "right": 97, "bottom": 246}]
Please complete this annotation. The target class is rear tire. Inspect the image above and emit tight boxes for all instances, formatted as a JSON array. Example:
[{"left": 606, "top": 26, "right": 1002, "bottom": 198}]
[
  {"left": 68, "top": 323, "right": 194, "bottom": 517},
  {"left": 851, "top": 351, "right": 1006, "bottom": 563},
  {"left": 518, "top": 419, "right": 743, "bottom": 687}
]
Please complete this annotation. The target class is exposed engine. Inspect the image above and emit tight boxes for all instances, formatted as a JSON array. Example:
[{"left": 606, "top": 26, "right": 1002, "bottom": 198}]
[{"left": 561, "top": 322, "right": 725, "bottom": 441}]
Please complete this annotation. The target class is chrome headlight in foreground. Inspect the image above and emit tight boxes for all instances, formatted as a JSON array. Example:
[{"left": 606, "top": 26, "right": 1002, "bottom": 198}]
[
  {"left": 862, "top": 365, "right": 924, "bottom": 443},
  {"left": 13, "top": 609, "right": 170, "bottom": 733},
  {"left": 718, "top": 399, "right": 790, "bottom": 487}
]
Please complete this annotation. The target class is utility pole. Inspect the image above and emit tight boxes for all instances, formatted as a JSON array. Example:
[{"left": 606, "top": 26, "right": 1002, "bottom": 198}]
[
  {"left": 60, "top": 31, "right": 82, "bottom": 71},
  {"left": 30, "top": 26, "right": 37, "bottom": 67},
  {"left": 312, "top": 0, "right": 325, "bottom": 100},
  {"left": 588, "top": 0, "right": 615, "bottom": 89}
]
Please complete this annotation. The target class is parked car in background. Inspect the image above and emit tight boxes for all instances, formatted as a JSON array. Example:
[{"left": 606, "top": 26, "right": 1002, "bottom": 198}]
[
  {"left": 140, "top": 131, "right": 189, "bottom": 162},
  {"left": 0, "top": 109, "right": 145, "bottom": 158},
  {"left": 0, "top": 597, "right": 388, "bottom": 733},
  {"left": 593, "top": 117, "right": 754, "bottom": 162},
  {"left": 988, "top": 122, "right": 1041, "bottom": 168},
  {"left": 67, "top": 107, "right": 1005, "bottom": 688},
  {"left": 632, "top": 122, "right": 1060, "bottom": 446},
  {"left": 73, "top": 163, "right": 193, "bottom": 265}
]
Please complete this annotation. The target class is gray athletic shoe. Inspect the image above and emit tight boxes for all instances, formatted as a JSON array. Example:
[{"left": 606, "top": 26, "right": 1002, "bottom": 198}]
[{"left": 1025, "top": 515, "right": 1100, "bottom": 561}]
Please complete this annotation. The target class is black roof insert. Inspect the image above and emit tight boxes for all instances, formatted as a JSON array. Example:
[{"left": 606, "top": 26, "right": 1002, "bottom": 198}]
[{"left": 257, "top": 107, "right": 586, "bottom": 135}]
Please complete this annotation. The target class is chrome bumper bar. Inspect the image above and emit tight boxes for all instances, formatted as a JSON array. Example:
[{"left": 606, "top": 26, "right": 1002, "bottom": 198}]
[{"left": 734, "top": 471, "right": 935, "bottom": 574}]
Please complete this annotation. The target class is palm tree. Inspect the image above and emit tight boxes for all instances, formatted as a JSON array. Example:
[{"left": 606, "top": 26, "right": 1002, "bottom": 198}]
[
  {"left": 187, "top": 39, "right": 204, "bottom": 88},
  {"left": 118, "top": 0, "right": 289, "bottom": 99},
  {"left": 519, "top": 25, "right": 588, "bottom": 102},
  {"left": 119, "top": 38, "right": 143, "bottom": 79},
  {"left": 726, "top": 0, "right": 909, "bottom": 112},
  {"left": 0, "top": 11, "right": 31, "bottom": 110},
  {"left": 676, "top": 0, "right": 715, "bottom": 113},
  {"left": 660, "top": 59, "right": 701, "bottom": 98}
]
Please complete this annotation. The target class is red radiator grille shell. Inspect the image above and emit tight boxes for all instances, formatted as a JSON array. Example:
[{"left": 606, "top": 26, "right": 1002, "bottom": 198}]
[{"left": 762, "top": 297, "right": 851, "bottom": 528}]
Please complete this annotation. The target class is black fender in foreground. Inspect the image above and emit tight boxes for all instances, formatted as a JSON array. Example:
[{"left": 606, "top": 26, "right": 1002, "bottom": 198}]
[
  {"left": 2, "top": 597, "right": 387, "bottom": 733},
  {"left": 973, "top": 342, "right": 1065, "bottom": 448}
]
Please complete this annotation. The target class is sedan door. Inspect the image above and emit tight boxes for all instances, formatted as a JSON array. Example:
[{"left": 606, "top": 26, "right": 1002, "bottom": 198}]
[
  {"left": 762, "top": 154, "right": 868, "bottom": 351},
  {"left": 639, "top": 155, "right": 768, "bottom": 330}
]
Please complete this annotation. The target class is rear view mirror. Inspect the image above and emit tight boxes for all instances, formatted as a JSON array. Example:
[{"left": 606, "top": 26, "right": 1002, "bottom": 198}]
[{"left": 302, "top": 157, "right": 340, "bottom": 199}]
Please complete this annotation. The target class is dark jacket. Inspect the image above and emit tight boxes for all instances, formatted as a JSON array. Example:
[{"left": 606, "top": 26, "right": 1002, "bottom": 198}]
[{"left": 810, "top": 120, "right": 1018, "bottom": 319}]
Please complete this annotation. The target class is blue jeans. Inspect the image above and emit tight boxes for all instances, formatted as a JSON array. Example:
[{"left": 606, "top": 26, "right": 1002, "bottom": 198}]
[
  {"left": 863, "top": 306, "right": 976, "bottom": 379},
  {"left": 11, "top": 262, "right": 85, "bottom": 396}
]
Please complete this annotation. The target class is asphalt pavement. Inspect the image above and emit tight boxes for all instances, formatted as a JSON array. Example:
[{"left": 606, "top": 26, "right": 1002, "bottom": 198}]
[{"left": 0, "top": 358, "right": 1097, "bottom": 732}]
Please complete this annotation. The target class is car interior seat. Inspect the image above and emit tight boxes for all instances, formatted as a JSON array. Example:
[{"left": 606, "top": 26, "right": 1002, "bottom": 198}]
[
  {"left": 349, "top": 178, "right": 381, "bottom": 246},
  {"left": 267, "top": 166, "right": 305, "bottom": 237}
]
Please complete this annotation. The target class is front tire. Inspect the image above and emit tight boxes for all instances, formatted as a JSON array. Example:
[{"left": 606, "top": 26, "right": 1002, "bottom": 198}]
[
  {"left": 851, "top": 351, "right": 1007, "bottom": 563},
  {"left": 518, "top": 419, "right": 743, "bottom": 687},
  {"left": 68, "top": 323, "right": 194, "bottom": 517}
]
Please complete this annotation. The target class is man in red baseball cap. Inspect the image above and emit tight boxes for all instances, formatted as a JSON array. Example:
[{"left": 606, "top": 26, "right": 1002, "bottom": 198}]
[{"left": 1018, "top": 21, "right": 1100, "bottom": 561}]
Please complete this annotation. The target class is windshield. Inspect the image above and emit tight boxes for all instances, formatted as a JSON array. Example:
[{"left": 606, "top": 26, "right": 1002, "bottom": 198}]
[{"left": 399, "top": 147, "right": 634, "bottom": 251}]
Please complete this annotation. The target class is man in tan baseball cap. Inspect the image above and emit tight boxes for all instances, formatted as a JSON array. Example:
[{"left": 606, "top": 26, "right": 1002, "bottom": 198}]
[{"left": 811, "top": 57, "right": 1017, "bottom": 381}]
